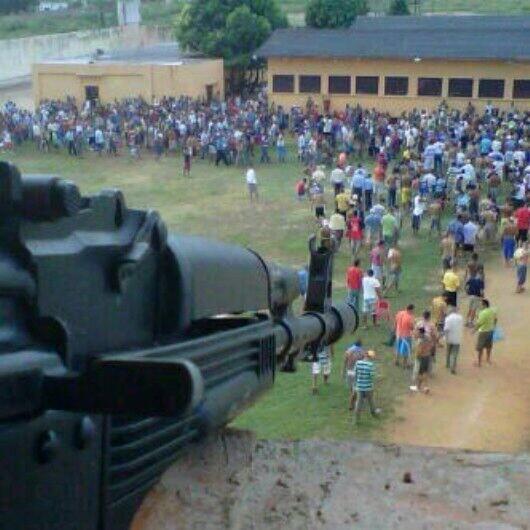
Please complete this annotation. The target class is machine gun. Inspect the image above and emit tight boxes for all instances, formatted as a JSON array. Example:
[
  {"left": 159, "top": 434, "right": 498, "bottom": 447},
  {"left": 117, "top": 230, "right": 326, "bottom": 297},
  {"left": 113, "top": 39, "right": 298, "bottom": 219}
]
[{"left": 0, "top": 161, "right": 358, "bottom": 530}]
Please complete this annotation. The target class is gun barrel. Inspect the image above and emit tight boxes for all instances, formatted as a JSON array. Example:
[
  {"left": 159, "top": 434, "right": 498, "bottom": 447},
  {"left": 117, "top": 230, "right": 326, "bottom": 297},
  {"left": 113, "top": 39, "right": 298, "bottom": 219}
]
[{"left": 274, "top": 301, "right": 358, "bottom": 357}]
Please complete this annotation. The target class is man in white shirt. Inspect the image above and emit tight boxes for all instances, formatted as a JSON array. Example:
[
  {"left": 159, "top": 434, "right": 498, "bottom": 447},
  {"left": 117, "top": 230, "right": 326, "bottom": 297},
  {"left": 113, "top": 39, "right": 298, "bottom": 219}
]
[
  {"left": 330, "top": 166, "right": 346, "bottom": 195},
  {"left": 444, "top": 307, "right": 464, "bottom": 374},
  {"left": 412, "top": 195, "right": 425, "bottom": 235},
  {"left": 246, "top": 166, "right": 258, "bottom": 202},
  {"left": 362, "top": 269, "right": 381, "bottom": 328}
]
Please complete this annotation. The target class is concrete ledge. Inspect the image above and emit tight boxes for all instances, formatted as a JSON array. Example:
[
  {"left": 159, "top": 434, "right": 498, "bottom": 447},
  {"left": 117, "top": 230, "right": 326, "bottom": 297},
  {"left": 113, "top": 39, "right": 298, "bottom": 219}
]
[{"left": 131, "top": 429, "right": 530, "bottom": 529}]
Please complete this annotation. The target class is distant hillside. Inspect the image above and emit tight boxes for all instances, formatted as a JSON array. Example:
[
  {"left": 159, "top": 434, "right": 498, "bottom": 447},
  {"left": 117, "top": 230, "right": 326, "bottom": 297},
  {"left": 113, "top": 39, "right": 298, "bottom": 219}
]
[{"left": 284, "top": 0, "right": 530, "bottom": 26}]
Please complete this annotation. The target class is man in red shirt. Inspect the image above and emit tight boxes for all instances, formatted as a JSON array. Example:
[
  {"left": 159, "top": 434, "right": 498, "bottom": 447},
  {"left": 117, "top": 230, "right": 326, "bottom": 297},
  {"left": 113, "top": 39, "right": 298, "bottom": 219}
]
[
  {"left": 514, "top": 202, "right": 530, "bottom": 243},
  {"left": 346, "top": 258, "right": 363, "bottom": 312}
]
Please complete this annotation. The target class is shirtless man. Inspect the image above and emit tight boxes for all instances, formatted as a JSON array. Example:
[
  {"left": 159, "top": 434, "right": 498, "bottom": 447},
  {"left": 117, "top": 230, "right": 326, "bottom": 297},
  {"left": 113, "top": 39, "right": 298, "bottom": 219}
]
[
  {"left": 385, "top": 244, "right": 402, "bottom": 295},
  {"left": 440, "top": 233, "right": 456, "bottom": 271},
  {"left": 501, "top": 217, "right": 518, "bottom": 266},
  {"left": 428, "top": 199, "right": 443, "bottom": 237}
]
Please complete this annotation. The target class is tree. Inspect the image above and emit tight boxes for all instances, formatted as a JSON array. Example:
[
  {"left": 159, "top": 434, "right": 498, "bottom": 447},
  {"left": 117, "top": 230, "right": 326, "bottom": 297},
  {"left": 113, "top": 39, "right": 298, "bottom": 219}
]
[
  {"left": 305, "top": 0, "right": 368, "bottom": 29},
  {"left": 388, "top": 0, "right": 410, "bottom": 15},
  {"left": 0, "top": 0, "right": 37, "bottom": 15},
  {"left": 176, "top": 0, "right": 288, "bottom": 95}
]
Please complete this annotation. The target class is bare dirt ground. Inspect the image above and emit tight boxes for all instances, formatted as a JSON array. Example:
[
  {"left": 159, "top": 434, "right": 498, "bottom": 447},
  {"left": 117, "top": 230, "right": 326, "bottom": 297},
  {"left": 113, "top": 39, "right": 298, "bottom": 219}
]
[
  {"left": 132, "top": 430, "right": 530, "bottom": 530},
  {"left": 385, "top": 257, "right": 530, "bottom": 453}
]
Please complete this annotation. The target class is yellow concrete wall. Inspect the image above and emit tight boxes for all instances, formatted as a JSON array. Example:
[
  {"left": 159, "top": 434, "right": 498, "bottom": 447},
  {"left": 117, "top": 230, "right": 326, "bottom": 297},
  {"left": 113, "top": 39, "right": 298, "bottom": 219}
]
[
  {"left": 267, "top": 57, "right": 530, "bottom": 112},
  {"left": 33, "top": 59, "right": 224, "bottom": 105}
]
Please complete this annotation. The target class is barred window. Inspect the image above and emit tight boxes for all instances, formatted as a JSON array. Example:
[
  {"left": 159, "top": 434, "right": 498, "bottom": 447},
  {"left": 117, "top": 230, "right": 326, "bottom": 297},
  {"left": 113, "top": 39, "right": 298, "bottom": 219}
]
[
  {"left": 448, "top": 78, "right": 473, "bottom": 98},
  {"left": 478, "top": 79, "right": 505, "bottom": 98},
  {"left": 417, "top": 77, "right": 442, "bottom": 96},
  {"left": 513, "top": 79, "right": 530, "bottom": 99},
  {"left": 272, "top": 75, "right": 294, "bottom": 93},
  {"left": 384, "top": 76, "right": 408, "bottom": 96},
  {"left": 299, "top": 75, "right": 321, "bottom": 94},
  {"left": 355, "top": 76, "right": 379, "bottom": 95},
  {"left": 328, "top": 76, "right": 351, "bottom": 94}
]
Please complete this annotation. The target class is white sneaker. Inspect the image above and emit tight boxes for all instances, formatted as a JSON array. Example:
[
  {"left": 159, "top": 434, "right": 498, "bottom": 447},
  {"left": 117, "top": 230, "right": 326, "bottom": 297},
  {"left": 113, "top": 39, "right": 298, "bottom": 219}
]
[{"left": 409, "top": 385, "right": 419, "bottom": 392}]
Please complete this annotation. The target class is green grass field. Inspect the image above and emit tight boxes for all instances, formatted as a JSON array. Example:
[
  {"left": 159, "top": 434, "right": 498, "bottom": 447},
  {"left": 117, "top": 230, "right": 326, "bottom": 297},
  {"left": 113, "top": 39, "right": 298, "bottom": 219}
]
[
  {"left": 0, "top": 1, "right": 180, "bottom": 40},
  {"left": 5, "top": 144, "right": 445, "bottom": 441},
  {"left": 284, "top": 0, "right": 530, "bottom": 14}
]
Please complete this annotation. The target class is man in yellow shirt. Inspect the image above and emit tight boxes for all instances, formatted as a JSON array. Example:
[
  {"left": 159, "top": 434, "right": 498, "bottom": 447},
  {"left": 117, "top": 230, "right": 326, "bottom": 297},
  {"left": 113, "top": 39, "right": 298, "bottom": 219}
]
[
  {"left": 329, "top": 210, "right": 346, "bottom": 250},
  {"left": 431, "top": 293, "right": 448, "bottom": 332},
  {"left": 442, "top": 264, "right": 460, "bottom": 307},
  {"left": 335, "top": 191, "right": 351, "bottom": 216},
  {"left": 474, "top": 298, "right": 497, "bottom": 367}
]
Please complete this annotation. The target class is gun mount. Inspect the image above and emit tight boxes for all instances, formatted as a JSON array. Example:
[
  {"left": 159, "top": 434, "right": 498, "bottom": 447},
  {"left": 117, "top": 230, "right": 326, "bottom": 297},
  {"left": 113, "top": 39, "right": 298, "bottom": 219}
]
[{"left": 0, "top": 161, "right": 358, "bottom": 530}]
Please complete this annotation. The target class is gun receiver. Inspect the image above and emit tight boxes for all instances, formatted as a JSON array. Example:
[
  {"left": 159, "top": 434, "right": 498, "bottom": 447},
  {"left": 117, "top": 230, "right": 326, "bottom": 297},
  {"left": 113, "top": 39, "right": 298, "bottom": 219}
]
[{"left": 0, "top": 161, "right": 357, "bottom": 530}]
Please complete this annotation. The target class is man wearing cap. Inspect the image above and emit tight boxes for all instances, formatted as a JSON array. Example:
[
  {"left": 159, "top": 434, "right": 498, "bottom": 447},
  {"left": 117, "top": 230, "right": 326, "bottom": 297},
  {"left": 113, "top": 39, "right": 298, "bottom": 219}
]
[{"left": 353, "top": 349, "right": 380, "bottom": 423}]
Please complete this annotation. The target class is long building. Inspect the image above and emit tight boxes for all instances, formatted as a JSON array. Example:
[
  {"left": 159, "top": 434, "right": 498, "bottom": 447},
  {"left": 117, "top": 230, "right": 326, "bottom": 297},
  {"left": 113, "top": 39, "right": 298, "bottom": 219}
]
[
  {"left": 33, "top": 43, "right": 224, "bottom": 105},
  {"left": 257, "top": 16, "right": 530, "bottom": 113}
]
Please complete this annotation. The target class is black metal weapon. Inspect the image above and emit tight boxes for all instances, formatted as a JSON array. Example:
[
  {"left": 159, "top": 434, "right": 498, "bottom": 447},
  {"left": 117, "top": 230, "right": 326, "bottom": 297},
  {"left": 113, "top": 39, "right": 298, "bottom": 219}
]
[{"left": 0, "top": 161, "right": 358, "bottom": 530}]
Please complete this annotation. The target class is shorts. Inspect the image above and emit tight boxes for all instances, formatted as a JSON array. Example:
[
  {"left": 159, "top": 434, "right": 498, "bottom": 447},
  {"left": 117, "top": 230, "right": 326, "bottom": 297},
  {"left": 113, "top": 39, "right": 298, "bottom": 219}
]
[
  {"left": 444, "top": 290, "right": 457, "bottom": 307},
  {"left": 517, "top": 229, "right": 528, "bottom": 243},
  {"left": 372, "top": 264, "right": 382, "bottom": 279},
  {"left": 463, "top": 243, "right": 475, "bottom": 252},
  {"left": 476, "top": 330, "right": 493, "bottom": 351},
  {"left": 468, "top": 295, "right": 482, "bottom": 313},
  {"left": 312, "top": 359, "right": 331, "bottom": 376},
  {"left": 517, "top": 264, "right": 527, "bottom": 286},
  {"left": 363, "top": 297, "right": 376, "bottom": 314},
  {"left": 333, "top": 183, "right": 344, "bottom": 195},
  {"left": 447, "top": 343, "right": 460, "bottom": 357},
  {"left": 502, "top": 237, "right": 516, "bottom": 260},
  {"left": 418, "top": 356, "right": 431, "bottom": 375},
  {"left": 346, "top": 370, "right": 355, "bottom": 390},
  {"left": 315, "top": 205, "right": 325, "bottom": 218},
  {"left": 388, "top": 268, "right": 401, "bottom": 285},
  {"left": 396, "top": 337, "right": 412, "bottom": 358},
  {"left": 248, "top": 183, "right": 257, "bottom": 193}
]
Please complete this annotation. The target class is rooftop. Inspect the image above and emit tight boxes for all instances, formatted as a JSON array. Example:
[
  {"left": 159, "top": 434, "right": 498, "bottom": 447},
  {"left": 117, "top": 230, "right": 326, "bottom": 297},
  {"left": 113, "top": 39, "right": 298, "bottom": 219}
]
[
  {"left": 257, "top": 15, "right": 530, "bottom": 62},
  {"left": 39, "top": 43, "right": 209, "bottom": 66}
]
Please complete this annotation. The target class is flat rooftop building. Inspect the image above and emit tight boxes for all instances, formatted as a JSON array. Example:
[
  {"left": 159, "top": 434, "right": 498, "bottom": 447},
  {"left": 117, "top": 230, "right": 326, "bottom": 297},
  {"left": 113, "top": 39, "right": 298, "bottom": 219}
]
[
  {"left": 33, "top": 43, "right": 224, "bottom": 105},
  {"left": 257, "top": 16, "right": 530, "bottom": 112}
]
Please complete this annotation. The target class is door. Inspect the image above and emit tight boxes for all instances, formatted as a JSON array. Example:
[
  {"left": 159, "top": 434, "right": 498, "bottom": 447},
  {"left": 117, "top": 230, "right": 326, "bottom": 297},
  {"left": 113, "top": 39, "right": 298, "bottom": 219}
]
[{"left": 205, "top": 84, "right": 214, "bottom": 104}]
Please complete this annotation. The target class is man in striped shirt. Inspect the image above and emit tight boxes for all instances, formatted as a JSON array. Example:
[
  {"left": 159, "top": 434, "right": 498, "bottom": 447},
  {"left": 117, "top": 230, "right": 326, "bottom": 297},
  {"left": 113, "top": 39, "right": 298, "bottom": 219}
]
[{"left": 353, "top": 350, "right": 380, "bottom": 423}]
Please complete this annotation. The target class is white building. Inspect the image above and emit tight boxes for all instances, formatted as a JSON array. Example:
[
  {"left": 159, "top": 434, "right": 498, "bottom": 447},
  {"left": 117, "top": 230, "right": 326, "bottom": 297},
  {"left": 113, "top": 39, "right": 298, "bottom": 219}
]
[
  {"left": 38, "top": 2, "right": 68, "bottom": 11},
  {"left": 117, "top": 0, "right": 141, "bottom": 26}
]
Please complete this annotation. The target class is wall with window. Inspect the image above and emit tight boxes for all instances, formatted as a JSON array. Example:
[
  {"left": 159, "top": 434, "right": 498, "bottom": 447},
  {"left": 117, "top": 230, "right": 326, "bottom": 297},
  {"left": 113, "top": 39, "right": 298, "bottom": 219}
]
[
  {"left": 266, "top": 57, "right": 530, "bottom": 112},
  {"left": 33, "top": 58, "right": 225, "bottom": 105}
]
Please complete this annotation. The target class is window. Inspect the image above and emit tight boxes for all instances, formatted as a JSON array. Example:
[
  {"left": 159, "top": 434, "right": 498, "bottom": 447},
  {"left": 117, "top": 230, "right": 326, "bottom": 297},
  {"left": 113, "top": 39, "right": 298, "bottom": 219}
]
[
  {"left": 478, "top": 79, "right": 505, "bottom": 99},
  {"left": 85, "top": 85, "right": 99, "bottom": 101},
  {"left": 272, "top": 75, "right": 294, "bottom": 93},
  {"left": 299, "top": 75, "right": 321, "bottom": 94},
  {"left": 513, "top": 79, "right": 530, "bottom": 99},
  {"left": 384, "top": 76, "right": 408, "bottom": 96},
  {"left": 417, "top": 77, "right": 442, "bottom": 96},
  {"left": 328, "top": 76, "right": 351, "bottom": 94},
  {"left": 448, "top": 78, "right": 473, "bottom": 98},
  {"left": 355, "top": 76, "right": 379, "bottom": 95}
]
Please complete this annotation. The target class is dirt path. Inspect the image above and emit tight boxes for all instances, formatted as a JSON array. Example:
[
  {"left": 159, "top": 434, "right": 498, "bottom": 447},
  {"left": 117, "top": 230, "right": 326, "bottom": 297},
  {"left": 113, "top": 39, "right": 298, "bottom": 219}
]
[{"left": 385, "top": 257, "right": 530, "bottom": 452}]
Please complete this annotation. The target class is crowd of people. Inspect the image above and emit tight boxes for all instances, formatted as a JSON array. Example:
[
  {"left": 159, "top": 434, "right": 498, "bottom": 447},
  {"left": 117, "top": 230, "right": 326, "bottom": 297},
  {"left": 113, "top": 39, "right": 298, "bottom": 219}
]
[
  {"left": 2, "top": 94, "right": 529, "bottom": 424},
  {"left": 296, "top": 101, "right": 529, "bottom": 423}
]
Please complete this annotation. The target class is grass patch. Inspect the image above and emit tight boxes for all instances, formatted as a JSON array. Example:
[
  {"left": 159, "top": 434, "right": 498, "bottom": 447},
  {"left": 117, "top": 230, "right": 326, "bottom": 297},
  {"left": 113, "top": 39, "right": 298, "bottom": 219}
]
[
  {"left": 0, "top": 1, "right": 181, "bottom": 40},
  {"left": 284, "top": 0, "right": 530, "bottom": 20},
  {"left": 5, "top": 144, "right": 448, "bottom": 440}
]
